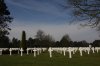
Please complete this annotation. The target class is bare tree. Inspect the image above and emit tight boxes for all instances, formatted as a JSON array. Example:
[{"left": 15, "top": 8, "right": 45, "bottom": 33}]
[
  {"left": 35, "top": 30, "right": 45, "bottom": 41},
  {"left": 65, "top": 0, "right": 100, "bottom": 30},
  {"left": 35, "top": 30, "right": 55, "bottom": 47}
]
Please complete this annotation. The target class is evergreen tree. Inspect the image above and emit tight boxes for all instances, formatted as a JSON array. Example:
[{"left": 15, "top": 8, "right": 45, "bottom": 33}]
[
  {"left": 11, "top": 37, "right": 20, "bottom": 48},
  {"left": 20, "top": 31, "right": 27, "bottom": 51}
]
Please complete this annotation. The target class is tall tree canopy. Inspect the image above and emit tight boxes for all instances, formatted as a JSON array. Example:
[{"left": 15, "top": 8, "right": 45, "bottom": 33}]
[
  {"left": 67, "top": 0, "right": 100, "bottom": 30},
  {"left": 0, "top": 0, "right": 12, "bottom": 37},
  {"left": 20, "top": 31, "right": 27, "bottom": 51},
  {"left": 60, "top": 34, "right": 71, "bottom": 47},
  {"left": 35, "top": 30, "right": 45, "bottom": 41},
  {"left": 35, "top": 30, "right": 55, "bottom": 47}
]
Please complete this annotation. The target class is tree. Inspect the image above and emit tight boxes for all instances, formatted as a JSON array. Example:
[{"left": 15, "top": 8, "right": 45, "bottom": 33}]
[
  {"left": 27, "top": 37, "right": 35, "bottom": 47},
  {"left": 93, "top": 40, "right": 100, "bottom": 47},
  {"left": 35, "top": 30, "right": 55, "bottom": 47},
  {"left": 55, "top": 41, "right": 60, "bottom": 47},
  {"left": 20, "top": 31, "right": 27, "bottom": 51},
  {"left": 81, "top": 40, "right": 88, "bottom": 47},
  {"left": 11, "top": 37, "right": 20, "bottom": 48},
  {"left": 0, "top": 0, "right": 13, "bottom": 38},
  {"left": 66, "top": 0, "right": 100, "bottom": 30},
  {"left": 35, "top": 30, "right": 45, "bottom": 41},
  {"left": 0, "top": 36, "right": 10, "bottom": 48},
  {"left": 33, "top": 38, "right": 40, "bottom": 47},
  {"left": 41, "top": 34, "right": 55, "bottom": 47},
  {"left": 60, "top": 34, "right": 71, "bottom": 47}
]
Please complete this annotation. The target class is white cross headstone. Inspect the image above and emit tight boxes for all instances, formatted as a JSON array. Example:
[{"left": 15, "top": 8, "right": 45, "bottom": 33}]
[
  {"left": 33, "top": 48, "right": 37, "bottom": 57},
  {"left": 20, "top": 48, "right": 23, "bottom": 56},
  {"left": 95, "top": 47, "right": 99, "bottom": 53},
  {"left": 89, "top": 45, "right": 92, "bottom": 48},
  {"left": 91, "top": 47, "right": 95, "bottom": 53},
  {"left": 63, "top": 48, "right": 66, "bottom": 56},
  {"left": 9, "top": 48, "right": 12, "bottom": 56},
  {"left": 87, "top": 48, "right": 90, "bottom": 54},
  {"left": 79, "top": 48, "right": 83, "bottom": 56},
  {"left": 48, "top": 47, "right": 53, "bottom": 58},
  {"left": 68, "top": 47, "right": 72, "bottom": 58},
  {"left": 80, "top": 50, "right": 82, "bottom": 56}
]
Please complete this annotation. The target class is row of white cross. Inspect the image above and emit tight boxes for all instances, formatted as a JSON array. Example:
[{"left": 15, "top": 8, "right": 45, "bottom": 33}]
[
  {"left": 0, "top": 47, "right": 100, "bottom": 58},
  {"left": 0, "top": 48, "right": 47, "bottom": 56},
  {"left": 48, "top": 47, "right": 100, "bottom": 58},
  {"left": 0, "top": 48, "right": 8, "bottom": 55},
  {"left": 26, "top": 48, "right": 47, "bottom": 57}
]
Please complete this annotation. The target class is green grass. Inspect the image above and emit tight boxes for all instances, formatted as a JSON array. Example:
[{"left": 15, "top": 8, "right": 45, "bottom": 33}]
[{"left": 0, "top": 51, "right": 100, "bottom": 66}]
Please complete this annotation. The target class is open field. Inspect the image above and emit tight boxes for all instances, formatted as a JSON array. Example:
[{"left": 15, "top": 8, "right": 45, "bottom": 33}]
[{"left": 0, "top": 51, "right": 100, "bottom": 66}]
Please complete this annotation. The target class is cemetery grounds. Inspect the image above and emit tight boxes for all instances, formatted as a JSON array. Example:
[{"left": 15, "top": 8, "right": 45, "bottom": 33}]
[{"left": 0, "top": 49, "right": 100, "bottom": 66}]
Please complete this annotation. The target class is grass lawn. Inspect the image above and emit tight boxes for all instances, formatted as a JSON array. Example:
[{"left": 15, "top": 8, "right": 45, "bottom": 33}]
[{"left": 0, "top": 51, "right": 100, "bottom": 66}]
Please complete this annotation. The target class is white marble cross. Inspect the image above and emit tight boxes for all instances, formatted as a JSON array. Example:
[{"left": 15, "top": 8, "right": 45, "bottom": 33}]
[
  {"left": 87, "top": 48, "right": 90, "bottom": 54},
  {"left": 79, "top": 48, "right": 83, "bottom": 56},
  {"left": 33, "top": 48, "right": 37, "bottom": 57},
  {"left": 20, "top": 48, "right": 23, "bottom": 56},
  {"left": 9, "top": 48, "right": 12, "bottom": 56},
  {"left": 95, "top": 47, "right": 100, "bottom": 53},
  {"left": 68, "top": 47, "right": 72, "bottom": 58},
  {"left": 48, "top": 47, "right": 53, "bottom": 58},
  {"left": 37, "top": 49, "right": 40, "bottom": 55},
  {"left": 63, "top": 48, "right": 66, "bottom": 56},
  {"left": 91, "top": 47, "right": 95, "bottom": 53}
]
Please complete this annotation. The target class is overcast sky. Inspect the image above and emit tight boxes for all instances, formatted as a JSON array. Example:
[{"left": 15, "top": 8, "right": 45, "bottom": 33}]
[{"left": 5, "top": 0, "right": 100, "bottom": 42}]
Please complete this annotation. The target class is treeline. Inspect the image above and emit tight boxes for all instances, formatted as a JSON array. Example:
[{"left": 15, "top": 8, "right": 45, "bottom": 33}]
[{"left": 0, "top": 30, "right": 100, "bottom": 48}]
